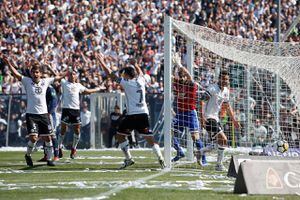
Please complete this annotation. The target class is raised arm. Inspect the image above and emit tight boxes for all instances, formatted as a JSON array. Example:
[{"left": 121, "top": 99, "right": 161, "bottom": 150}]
[
  {"left": 1, "top": 55, "right": 22, "bottom": 81},
  {"left": 95, "top": 53, "right": 118, "bottom": 80},
  {"left": 128, "top": 58, "right": 142, "bottom": 76},
  {"left": 178, "top": 66, "right": 192, "bottom": 81}
]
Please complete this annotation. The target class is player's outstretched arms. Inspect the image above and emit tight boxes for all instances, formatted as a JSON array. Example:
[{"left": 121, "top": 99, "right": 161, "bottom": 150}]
[
  {"left": 54, "top": 70, "right": 68, "bottom": 82},
  {"left": 1, "top": 55, "right": 22, "bottom": 81},
  {"left": 82, "top": 87, "right": 102, "bottom": 95},
  {"left": 95, "top": 53, "right": 118, "bottom": 80},
  {"left": 128, "top": 58, "right": 143, "bottom": 76},
  {"left": 45, "top": 63, "right": 68, "bottom": 82}
]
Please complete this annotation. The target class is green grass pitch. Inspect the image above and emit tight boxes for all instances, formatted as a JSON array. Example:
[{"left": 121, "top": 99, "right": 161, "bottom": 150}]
[{"left": 0, "top": 149, "right": 298, "bottom": 200}]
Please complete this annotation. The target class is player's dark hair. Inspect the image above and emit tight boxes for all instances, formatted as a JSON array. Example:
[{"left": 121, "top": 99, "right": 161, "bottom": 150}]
[
  {"left": 122, "top": 66, "right": 136, "bottom": 79},
  {"left": 218, "top": 69, "right": 229, "bottom": 86},
  {"left": 219, "top": 70, "right": 229, "bottom": 79},
  {"left": 30, "top": 64, "right": 40, "bottom": 72}
]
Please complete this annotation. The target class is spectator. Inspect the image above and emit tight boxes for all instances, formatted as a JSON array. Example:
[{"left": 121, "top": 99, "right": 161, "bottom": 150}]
[
  {"left": 80, "top": 101, "right": 91, "bottom": 149},
  {"left": 252, "top": 119, "right": 268, "bottom": 147}
]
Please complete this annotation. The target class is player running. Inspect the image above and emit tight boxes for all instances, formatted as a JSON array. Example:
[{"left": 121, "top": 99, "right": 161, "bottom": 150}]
[
  {"left": 96, "top": 53, "right": 165, "bottom": 169},
  {"left": 199, "top": 70, "right": 240, "bottom": 171},
  {"left": 1, "top": 55, "right": 65, "bottom": 166}
]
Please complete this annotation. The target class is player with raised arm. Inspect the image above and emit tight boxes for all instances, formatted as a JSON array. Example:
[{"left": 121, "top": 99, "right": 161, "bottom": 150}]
[
  {"left": 199, "top": 70, "right": 240, "bottom": 171},
  {"left": 172, "top": 63, "right": 207, "bottom": 165},
  {"left": 57, "top": 68, "right": 101, "bottom": 159},
  {"left": 1, "top": 55, "right": 65, "bottom": 166},
  {"left": 96, "top": 53, "right": 165, "bottom": 169}
]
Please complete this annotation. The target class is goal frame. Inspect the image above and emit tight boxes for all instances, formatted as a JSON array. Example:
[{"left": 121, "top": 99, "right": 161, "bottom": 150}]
[{"left": 163, "top": 16, "right": 299, "bottom": 168}]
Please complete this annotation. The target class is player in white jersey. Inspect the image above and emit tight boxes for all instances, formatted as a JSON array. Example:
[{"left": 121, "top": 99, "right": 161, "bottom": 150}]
[
  {"left": 1, "top": 55, "right": 65, "bottom": 167},
  {"left": 96, "top": 53, "right": 165, "bottom": 169},
  {"left": 200, "top": 70, "right": 240, "bottom": 171},
  {"left": 58, "top": 69, "right": 101, "bottom": 159}
]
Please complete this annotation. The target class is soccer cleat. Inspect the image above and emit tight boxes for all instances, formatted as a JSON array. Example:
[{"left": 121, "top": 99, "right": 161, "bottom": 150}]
[
  {"left": 201, "top": 156, "right": 208, "bottom": 166},
  {"left": 196, "top": 155, "right": 208, "bottom": 167},
  {"left": 171, "top": 151, "right": 185, "bottom": 162},
  {"left": 53, "top": 156, "right": 59, "bottom": 161},
  {"left": 70, "top": 148, "right": 77, "bottom": 159},
  {"left": 37, "top": 156, "right": 47, "bottom": 162},
  {"left": 159, "top": 159, "right": 166, "bottom": 169},
  {"left": 215, "top": 164, "right": 226, "bottom": 171},
  {"left": 25, "top": 154, "right": 33, "bottom": 167},
  {"left": 119, "top": 158, "right": 135, "bottom": 169},
  {"left": 47, "top": 160, "right": 55, "bottom": 166},
  {"left": 58, "top": 148, "right": 63, "bottom": 158}
]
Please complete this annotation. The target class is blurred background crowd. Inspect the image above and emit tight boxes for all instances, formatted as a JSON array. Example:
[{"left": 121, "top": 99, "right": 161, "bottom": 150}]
[{"left": 0, "top": 0, "right": 299, "bottom": 147}]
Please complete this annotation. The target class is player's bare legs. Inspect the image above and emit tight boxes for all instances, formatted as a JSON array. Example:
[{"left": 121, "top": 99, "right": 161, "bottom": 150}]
[
  {"left": 116, "top": 133, "right": 165, "bottom": 169},
  {"left": 58, "top": 122, "right": 68, "bottom": 158},
  {"left": 41, "top": 135, "right": 54, "bottom": 165},
  {"left": 70, "top": 124, "right": 81, "bottom": 159},
  {"left": 116, "top": 133, "right": 134, "bottom": 169},
  {"left": 143, "top": 135, "right": 165, "bottom": 168},
  {"left": 25, "top": 135, "right": 54, "bottom": 166},
  {"left": 25, "top": 135, "right": 38, "bottom": 166},
  {"left": 215, "top": 132, "right": 227, "bottom": 171},
  {"left": 200, "top": 130, "right": 227, "bottom": 171}
]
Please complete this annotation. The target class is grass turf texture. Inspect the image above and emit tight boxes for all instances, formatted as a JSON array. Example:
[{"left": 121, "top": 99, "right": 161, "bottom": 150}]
[{"left": 0, "top": 150, "right": 298, "bottom": 200}]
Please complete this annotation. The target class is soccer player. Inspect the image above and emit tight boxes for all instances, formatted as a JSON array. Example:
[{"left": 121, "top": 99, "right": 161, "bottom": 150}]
[
  {"left": 38, "top": 83, "right": 60, "bottom": 162},
  {"left": 1, "top": 55, "right": 65, "bottom": 166},
  {"left": 57, "top": 68, "right": 101, "bottom": 159},
  {"left": 96, "top": 53, "right": 165, "bottom": 169},
  {"left": 172, "top": 65, "right": 207, "bottom": 165},
  {"left": 199, "top": 70, "right": 240, "bottom": 171}
]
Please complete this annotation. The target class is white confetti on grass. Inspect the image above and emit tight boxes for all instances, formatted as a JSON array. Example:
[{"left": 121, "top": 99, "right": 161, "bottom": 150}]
[{"left": 0, "top": 179, "right": 234, "bottom": 191}]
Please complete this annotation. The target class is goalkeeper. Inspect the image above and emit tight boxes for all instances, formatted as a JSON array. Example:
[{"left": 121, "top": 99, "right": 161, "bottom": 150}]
[{"left": 172, "top": 63, "right": 207, "bottom": 166}]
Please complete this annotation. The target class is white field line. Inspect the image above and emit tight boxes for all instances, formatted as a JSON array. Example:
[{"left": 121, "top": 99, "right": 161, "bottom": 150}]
[
  {"left": 0, "top": 147, "right": 253, "bottom": 152},
  {"left": 64, "top": 168, "right": 172, "bottom": 200},
  {"left": 0, "top": 169, "right": 155, "bottom": 174},
  {"left": 68, "top": 162, "right": 195, "bottom": 200}
]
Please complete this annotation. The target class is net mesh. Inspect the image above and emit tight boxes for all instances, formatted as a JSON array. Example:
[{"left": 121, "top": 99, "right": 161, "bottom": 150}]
[{"left": 169, "top": 19, "right": 300, "bottom": 167}]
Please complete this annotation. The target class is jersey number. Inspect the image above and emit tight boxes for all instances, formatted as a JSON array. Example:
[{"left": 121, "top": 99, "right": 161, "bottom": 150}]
[{"left": 137, "top": 89, "right": 143, "bottom": 103}]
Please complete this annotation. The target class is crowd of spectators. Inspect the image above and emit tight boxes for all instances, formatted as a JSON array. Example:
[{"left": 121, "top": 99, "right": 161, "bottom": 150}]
[
  {"left": 0, "top": 0, "right": 299, "bottom": 147},
  {"left": 0, "top": 0, "right": 299, "bottom": 94}
]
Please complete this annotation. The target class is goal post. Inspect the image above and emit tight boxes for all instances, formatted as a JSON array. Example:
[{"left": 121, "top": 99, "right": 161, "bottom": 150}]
[{"left": 163, "top": 16, "right": 300, "bottom": 168}]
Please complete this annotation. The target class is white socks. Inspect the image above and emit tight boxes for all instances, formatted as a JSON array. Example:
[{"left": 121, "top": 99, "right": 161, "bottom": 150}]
[
  {"left": 45, "top": 141, "right": 53, "bottom": 161},
  {"left": 72, "top": 134, "right": 80, "bottom": 149},
  {"left": 119, "top": 140, "right": 132, "bottom": 160},
  {"left": 58, "top": 134, "right": 65, "bottom": 148},
  {"left": 26, "top": 140, "right": 37, "bottom": 156},
  {"left": 152, "top": 143, "right": 163, "bottom": 160},
  {"left": 217, "top": 147, "right": 225, "bottom": 165}
]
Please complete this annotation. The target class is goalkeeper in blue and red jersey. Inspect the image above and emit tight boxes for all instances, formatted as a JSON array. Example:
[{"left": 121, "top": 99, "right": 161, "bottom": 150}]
[{"left": 172, "top": 65, "right": 207, "bottom": 166}]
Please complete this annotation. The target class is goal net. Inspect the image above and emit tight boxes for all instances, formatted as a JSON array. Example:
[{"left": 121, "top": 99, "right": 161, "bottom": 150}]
[{"left": 163, "top": 16, "right": 300, "bottom": 168}]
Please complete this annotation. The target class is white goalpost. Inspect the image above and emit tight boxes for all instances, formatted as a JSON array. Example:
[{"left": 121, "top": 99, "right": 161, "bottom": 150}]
[{"left": 163, "top": 16, "right": 300, "bottom": 169}]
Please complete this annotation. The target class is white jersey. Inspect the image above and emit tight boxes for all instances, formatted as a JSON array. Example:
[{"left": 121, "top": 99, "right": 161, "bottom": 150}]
[
  {"left": 21, "top": 76, "right": 54, "bottom": 114},
  {"left": 61, "top": 79, "right": 87, "bottom": 110},
  {"left": 119, "top": 76, "right": 149, "bottom": 115},
  {"left": 204, "top": 83, "right": 230, "bottom": 121}
]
